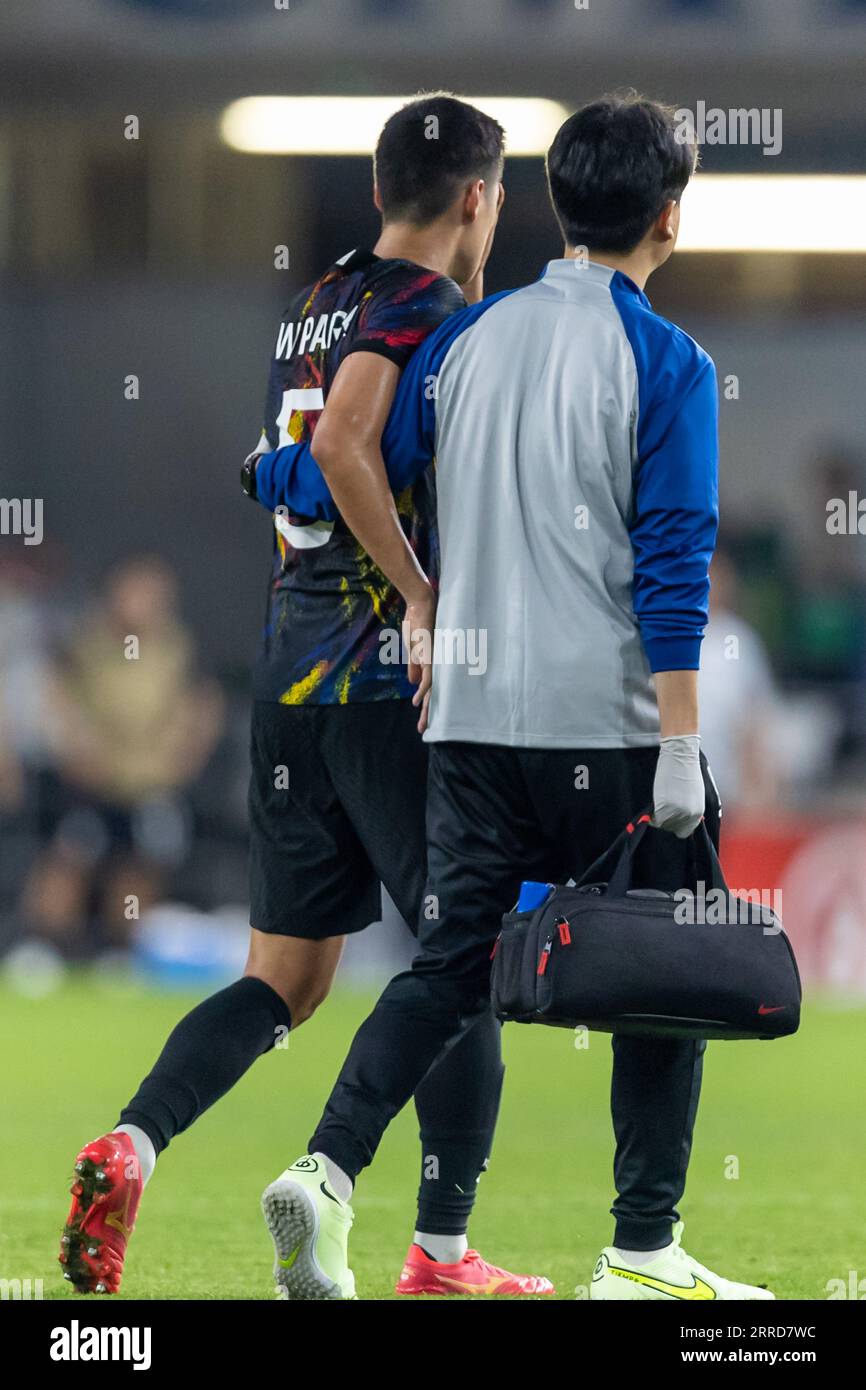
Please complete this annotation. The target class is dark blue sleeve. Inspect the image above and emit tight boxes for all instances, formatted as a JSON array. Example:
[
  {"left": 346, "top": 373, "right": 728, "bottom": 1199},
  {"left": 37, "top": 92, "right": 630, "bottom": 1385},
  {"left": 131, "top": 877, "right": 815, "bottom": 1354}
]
[
  {"left": 629, "top": 354, "right": 719, "bottom": 672},
  {"left": 254, "top": 439, "right": 339, "bottom": 520},
  {"left": 377, "top": 334, "right": 439, "bottom": 484},
  {"left": 610, "top": 273, "right": 719, "bottom": 673}
]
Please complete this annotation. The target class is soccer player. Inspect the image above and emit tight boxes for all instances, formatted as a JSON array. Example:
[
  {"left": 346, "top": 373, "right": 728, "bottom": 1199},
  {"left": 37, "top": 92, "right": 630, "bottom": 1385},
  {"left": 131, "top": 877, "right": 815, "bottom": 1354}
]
[
  {"left": 59, "top": 94, "right": 551, "bottom": 1299},
  {"left": 254, "top": 96, "right": 776, "bottom": 1301}
]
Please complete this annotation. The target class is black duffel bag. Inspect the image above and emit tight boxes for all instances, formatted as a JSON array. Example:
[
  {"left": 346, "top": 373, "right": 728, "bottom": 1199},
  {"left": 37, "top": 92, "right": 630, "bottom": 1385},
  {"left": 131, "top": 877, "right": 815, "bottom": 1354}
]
[{"left": 491, "top": 812, "right": 801, "bottom": 1040}]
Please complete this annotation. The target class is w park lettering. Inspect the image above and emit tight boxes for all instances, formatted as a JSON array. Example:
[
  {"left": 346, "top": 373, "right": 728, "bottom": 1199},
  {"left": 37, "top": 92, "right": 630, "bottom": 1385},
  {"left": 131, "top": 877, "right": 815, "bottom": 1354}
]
[{"left": 275, "top": 305, "right": 359, "bottom": 360}]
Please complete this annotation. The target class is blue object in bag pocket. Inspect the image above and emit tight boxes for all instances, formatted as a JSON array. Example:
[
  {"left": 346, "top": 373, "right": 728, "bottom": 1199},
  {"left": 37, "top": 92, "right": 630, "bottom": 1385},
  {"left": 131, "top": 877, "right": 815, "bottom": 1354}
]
[{"left": 517, "top": 881, "right": 553, "bottom": 912}]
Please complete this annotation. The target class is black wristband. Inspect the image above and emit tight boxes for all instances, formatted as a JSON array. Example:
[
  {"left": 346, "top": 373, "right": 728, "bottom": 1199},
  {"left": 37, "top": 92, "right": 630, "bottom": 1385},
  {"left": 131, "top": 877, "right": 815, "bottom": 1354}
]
[{"left": 240, "top": 453, "right": 259, "bottom": 501}]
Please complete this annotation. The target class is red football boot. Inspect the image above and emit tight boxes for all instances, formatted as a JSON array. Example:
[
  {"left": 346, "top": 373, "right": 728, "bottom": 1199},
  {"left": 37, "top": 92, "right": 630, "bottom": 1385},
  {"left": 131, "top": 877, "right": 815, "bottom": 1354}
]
[
  {"left": 396, "top": 1243, "right": 555, "bottom": 1296},
  {"left": 59, "top": 1132, "right": 143, "bottom": 1294}
]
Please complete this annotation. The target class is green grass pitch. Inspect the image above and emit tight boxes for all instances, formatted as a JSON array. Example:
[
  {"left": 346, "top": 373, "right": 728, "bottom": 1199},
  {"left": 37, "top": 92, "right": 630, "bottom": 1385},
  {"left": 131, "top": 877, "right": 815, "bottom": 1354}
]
[{"left": 1, "top": 979, "right": 861, "bottom": 1300}]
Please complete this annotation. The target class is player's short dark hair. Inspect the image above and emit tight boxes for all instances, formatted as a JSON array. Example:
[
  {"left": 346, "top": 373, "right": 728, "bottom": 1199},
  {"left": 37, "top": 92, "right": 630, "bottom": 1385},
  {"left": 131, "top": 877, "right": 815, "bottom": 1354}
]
[
  {"left": 546, "top": 94, "right": 697, "bottom": 255},
  {"left": 375, "top": 93, "right": 505, "bottom": 225}
]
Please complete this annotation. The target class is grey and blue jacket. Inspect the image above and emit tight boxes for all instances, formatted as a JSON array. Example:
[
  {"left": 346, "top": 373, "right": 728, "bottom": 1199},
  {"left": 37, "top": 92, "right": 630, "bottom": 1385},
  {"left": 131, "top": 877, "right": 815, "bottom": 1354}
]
[{"left": 254, "top": 258, "right": 719, "bottom": 749}]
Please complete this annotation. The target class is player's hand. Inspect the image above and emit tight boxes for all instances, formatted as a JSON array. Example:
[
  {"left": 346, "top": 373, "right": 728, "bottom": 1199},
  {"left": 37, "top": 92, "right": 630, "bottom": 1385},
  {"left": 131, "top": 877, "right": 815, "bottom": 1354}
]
[
  {"left": 415, "top": 686, "right": 432, "bottom": 736},
  {"left": 402, "top": 587, "right": 436, "bottom": 731},
  {"left": 652, "top": 734, "right": 705, "bottom": 838}
]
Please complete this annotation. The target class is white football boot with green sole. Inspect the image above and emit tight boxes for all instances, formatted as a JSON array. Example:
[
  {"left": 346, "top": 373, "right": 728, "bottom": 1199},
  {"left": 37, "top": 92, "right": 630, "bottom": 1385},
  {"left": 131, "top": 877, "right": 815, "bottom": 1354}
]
[
  {"left": 262, "top": 1155, "right": 356, "bottom": 1300},
  {"left": 589, "top": 1223, "right": 775, "bottom": 1301}
]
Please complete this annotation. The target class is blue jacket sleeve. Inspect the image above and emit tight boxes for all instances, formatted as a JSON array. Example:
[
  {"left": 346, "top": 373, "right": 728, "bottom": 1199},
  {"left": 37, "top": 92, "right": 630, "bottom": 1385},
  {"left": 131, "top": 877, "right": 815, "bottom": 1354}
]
[
  {"left": 253, "top": 439, "right": 338, "bottom": 520},
  {"left": 629, "top": 354, "right": 719, "bottom": 672},
  {"left": 253, "top": 337, "right": 439, "bottom": 520}
]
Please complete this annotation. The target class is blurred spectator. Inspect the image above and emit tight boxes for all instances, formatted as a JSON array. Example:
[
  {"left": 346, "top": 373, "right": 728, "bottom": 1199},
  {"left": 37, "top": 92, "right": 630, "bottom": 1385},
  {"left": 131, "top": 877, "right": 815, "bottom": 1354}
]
[
  {"left": 715, "top": 523, "right": 796, "bottom": 672},
  {"left": 0, "top": 551, "right": 70, "bottom": 927},
  {"left": 793, "top": 446, "right": 866, "bottom": 687},
  {"left": 16, "top": 555, "right": 224, "bottom": 958},
  {"left": 0, "top": 554, "right": 60, "bottom": 807},
  {"left": 699, "top": 547, "right": 782, "bottom": 816}
]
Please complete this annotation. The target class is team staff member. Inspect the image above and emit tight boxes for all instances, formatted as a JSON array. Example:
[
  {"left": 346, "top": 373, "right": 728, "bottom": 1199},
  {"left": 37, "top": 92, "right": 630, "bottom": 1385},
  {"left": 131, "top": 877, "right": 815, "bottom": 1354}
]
[
  {"left": 259, "top": 95, "right": 775, "bottom": 1301},
  {"left": 60, "top": 95, "right": 551, "bottom": 1300}
]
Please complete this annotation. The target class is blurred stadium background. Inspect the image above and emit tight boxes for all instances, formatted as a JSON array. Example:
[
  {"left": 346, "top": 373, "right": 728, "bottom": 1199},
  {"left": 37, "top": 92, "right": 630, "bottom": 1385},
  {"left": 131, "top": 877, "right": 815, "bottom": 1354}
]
[
  {"left": 2, "top": 0, "right": 866, "bottom": 1300},
  {"left": 3, "top": 0, "right": 866, "bottom": 991}
]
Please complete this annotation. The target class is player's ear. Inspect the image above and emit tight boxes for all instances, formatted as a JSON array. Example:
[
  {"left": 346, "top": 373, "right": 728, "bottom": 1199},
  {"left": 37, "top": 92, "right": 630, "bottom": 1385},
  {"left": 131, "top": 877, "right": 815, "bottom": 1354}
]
[
  {"left": 373, "top": 182, "right": 384, "bottom": 215},
  {"left": 461, "top": 179, "right": 484, "bottom": 224},
  {"left": 656, "top": 199, "right": 679, "bottom": 243}
]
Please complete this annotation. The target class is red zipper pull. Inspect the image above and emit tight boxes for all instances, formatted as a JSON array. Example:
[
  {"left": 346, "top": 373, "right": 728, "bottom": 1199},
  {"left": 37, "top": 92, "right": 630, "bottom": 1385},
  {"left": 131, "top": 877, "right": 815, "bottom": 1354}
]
[
  {"left": 556, "top": 916, "right": 571, "bottom": 946},
  {"left": 537, "top": 941, "right": 552, "bottom": 976}
]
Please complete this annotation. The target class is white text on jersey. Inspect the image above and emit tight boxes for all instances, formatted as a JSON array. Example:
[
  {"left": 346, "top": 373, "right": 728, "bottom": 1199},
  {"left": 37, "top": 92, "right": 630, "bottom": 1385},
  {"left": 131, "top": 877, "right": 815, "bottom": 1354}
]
[{"left": 275, "top": 305, "right": 359, "bottom": 360}]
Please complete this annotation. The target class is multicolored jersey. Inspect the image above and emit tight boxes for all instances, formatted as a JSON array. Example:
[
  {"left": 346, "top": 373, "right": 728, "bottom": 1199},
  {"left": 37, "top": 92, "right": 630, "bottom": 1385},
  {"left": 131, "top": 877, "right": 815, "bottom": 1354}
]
[{"left": 251, "top": 248, "right": 464, "bottom": 705}]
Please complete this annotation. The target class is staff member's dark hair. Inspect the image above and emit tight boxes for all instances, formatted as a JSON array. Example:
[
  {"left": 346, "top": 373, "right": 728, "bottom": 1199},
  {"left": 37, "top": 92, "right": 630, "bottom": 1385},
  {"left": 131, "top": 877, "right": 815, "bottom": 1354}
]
[
  {"left": 546, "top": 94, "right": 698, "bottom": 256},
  {"left": 375, "top": 93, "right": 505, "bottom": 226}
]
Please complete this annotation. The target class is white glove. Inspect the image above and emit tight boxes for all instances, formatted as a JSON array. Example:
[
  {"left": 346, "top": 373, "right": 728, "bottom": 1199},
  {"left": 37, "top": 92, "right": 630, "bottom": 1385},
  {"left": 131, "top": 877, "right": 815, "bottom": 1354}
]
[{"left": 652, "top": 734, "right": 705, "bottom": 838}]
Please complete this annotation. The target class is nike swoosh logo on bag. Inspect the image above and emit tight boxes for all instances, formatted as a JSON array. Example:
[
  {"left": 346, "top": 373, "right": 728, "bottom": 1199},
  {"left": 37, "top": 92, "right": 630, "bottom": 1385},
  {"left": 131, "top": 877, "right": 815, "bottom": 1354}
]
[{"left": 758, "top": 1004, "right": 785, "bottom": 1015}]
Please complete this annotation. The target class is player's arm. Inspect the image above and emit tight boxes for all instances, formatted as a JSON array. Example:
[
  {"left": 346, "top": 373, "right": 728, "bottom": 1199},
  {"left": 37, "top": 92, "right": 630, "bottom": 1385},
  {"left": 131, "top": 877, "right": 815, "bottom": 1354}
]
[
  {"left": 310, "top": 352, "right": 429, "bottom": 604},
  {"left": 630, "top": 355, "right": 719, "bottom": 837},
  {"left": 252, "top": 336, "right": 440, "bottom": 521},
  {"left": 309, "top": 352, "right": 436, "bottom": 703}
]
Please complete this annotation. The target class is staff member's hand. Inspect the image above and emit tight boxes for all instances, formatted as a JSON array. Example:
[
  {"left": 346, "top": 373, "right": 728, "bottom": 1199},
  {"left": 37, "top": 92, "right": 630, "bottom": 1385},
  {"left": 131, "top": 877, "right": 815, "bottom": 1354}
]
[
  {"left": 403, "top": 587, "right": 437, "bottom": 733},
  {"left": 652, "top": 734, "right": 705, "bottom": 838}
]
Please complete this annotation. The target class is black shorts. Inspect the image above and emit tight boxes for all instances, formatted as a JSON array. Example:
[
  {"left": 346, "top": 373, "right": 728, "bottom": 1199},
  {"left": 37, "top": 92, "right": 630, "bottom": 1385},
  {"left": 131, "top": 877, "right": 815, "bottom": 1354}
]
[{"left": 248, "top": 699, "right": 428, "bottom": 939}]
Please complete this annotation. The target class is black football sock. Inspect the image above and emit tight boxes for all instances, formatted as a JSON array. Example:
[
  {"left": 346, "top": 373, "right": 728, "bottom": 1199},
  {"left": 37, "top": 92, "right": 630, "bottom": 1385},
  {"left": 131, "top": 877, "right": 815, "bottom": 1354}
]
[
  {"left": 118, "top": 977, "right": 291, "bottom": 1155},
  {"left": 413, "top": 1008, "right": 505, "bottom": 1237}
]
